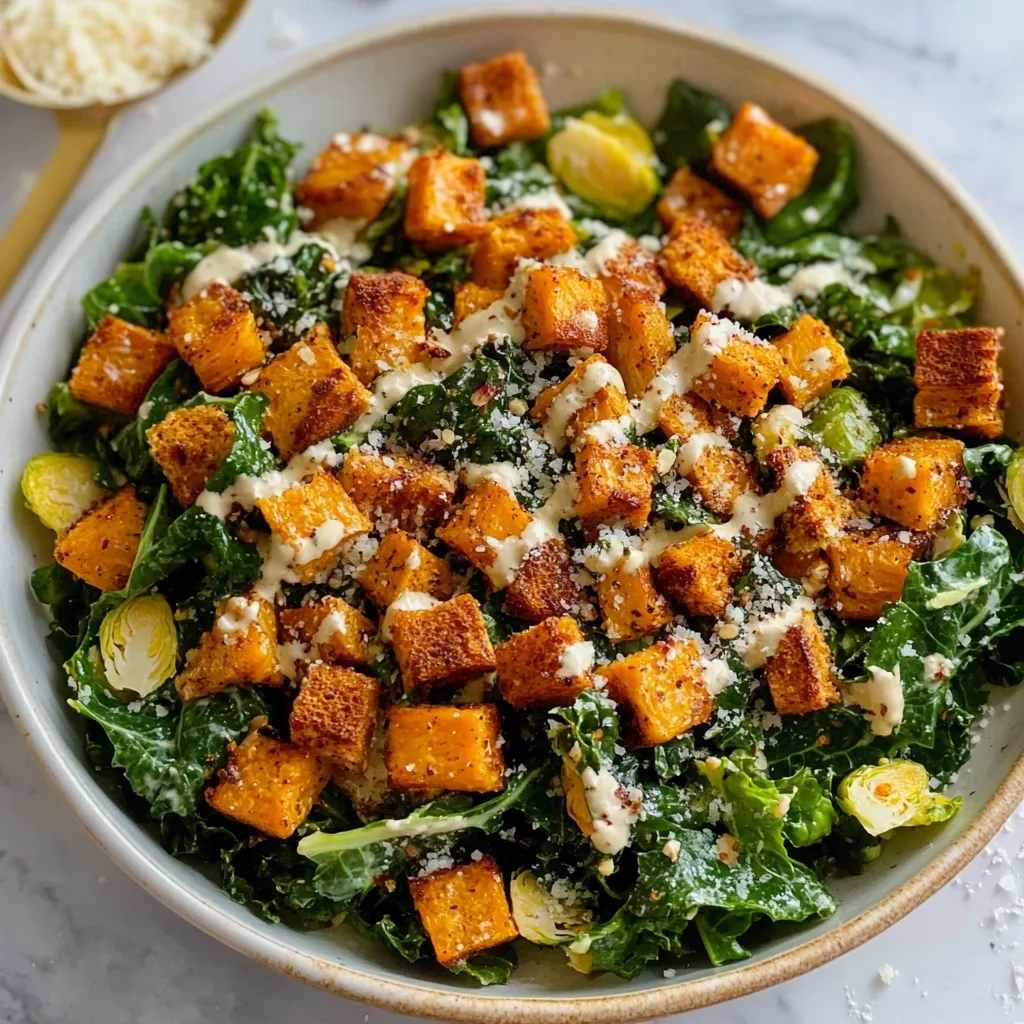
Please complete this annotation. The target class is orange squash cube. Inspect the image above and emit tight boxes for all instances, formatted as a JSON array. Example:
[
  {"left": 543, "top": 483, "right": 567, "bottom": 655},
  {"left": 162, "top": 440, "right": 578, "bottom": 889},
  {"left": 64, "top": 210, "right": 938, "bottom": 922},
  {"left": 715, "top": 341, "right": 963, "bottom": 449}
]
[
  {"left": 654, "top": 533, "right": 745, "bottom": 618},
  {"left": 574, "top": 440, "right": 656, "bottom": 533},
  {"left": 278, "top": 596, "right": 376, "bottom": 670},
  {"left": 404, "top": 151, "right": 487, "bottom": 250},
  {"left": 495, "top": 616, "right": 593, "bottom": 708},
  {"left": 359, "top": 529, "right": 455, "bottom": 610},
  {"left": 657, "top": 217, "right": 754, "bottom": 309},
  {"left": 604, "top": 280, "right": 675, "bottom": 398},
  {"left": 686, "top": 444, "right": 758, "bottom": 516},
  {"left": 826, "top": 528, "right": 926, "bottom": 620},
  {"left": 459, "top": 50, "right": 551, "bottom": 148},
  {"left": 504, "top": 538, "right": 584, "bottom": 624},
  {"left": 657, "top": 391, "right": 735, "bottom": 441},
  {"left": 531, "top": 354, "right": 630, "bottom": 449},
  {"left": 595, "top": 562, "right": 674, "bottom": 643},
  {"left": 435, "top": 479, "right": 533, "bottom": 577},
  {"left": 470, "top": 207, "right": 576, "bottom": 289},
  {"left": 763, "top": 611, "right": 840, "bottom": 715},
  {"left": 522, "top": 265, "right": 610, "bottom": 353},
  {"left": 599, "top": 237, "right": 666, "bottom": 297},
  {"left": 146, "top": 404, "right": 236, "bottom": 507},
  {"left": 453, "top": 281, "right": 504, "bottom": 325},
  {"left": 657, "top": 166, "right": 743, "bottom": 237},
  {"left": 773, "top": 315, "right": 850, "bottom": 407},
  {"left": 340, "top": 448, "right": 455, "bottom": 532}
]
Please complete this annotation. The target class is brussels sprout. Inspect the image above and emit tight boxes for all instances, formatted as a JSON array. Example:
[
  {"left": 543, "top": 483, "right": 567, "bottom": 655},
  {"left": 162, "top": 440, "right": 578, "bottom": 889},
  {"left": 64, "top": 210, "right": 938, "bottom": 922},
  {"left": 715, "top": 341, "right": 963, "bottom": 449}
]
[
  {"left": 547, "top": 112, "right": 660, "bottom": 219},
  {"left": 805, "top": 387, "right": 882, "bottom": 466},
  {"left": 21, "top": 453, "right": 108, "bottom": 533},
  {"left": 752, "top": 404, "right": 807, "bottom": 463},
  {"left": 99, "top": 594, "right": 178, "bottom": 698},
  {"left": 837, "top": 758, "right": 961, "bottom": 837},
  {"left": 510, "top": 870, "right": 593, "bottom": 946},
  {"left": 930, "top": 512, "right": 965, "bottom": 559},
  {"left": 1005, "top": 448, "right": 1024, "bottom": 532}
]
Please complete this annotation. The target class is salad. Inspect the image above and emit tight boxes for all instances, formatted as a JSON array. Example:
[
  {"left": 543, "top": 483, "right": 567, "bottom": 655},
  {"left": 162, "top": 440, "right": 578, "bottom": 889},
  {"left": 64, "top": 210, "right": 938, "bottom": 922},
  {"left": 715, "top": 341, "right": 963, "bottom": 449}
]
[{"left": 23, "top": 48, "right": 1024, "bottom": 984}]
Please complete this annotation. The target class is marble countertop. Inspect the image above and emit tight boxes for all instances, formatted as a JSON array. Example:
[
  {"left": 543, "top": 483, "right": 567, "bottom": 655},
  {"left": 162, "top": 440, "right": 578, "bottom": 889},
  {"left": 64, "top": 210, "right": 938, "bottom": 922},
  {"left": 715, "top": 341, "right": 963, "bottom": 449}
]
[{"left": 3, "top": 1, "right": 1024, "bottom": 1021}]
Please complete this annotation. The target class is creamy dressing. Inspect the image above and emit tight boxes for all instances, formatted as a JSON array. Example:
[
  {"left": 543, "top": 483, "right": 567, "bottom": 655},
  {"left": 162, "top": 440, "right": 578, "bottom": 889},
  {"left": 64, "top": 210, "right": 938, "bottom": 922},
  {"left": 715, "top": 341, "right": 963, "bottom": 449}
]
[
  {"left": 579, "top": 765, "right": 643, "bottom": 855},
  {"left": 894, "top": 456, "right": 918, "bottom": 480},
  {"left": 215, "top": 595, "right": 261, "bottom": 636},
  {"left": 786, "top": 261, "right": 856, "bottom": 299},
  {"left": 578, "top": 415, "right": 633, "bottom": 446},
  {"left": 735, "top": 596, "right": 816, "bottom": 670},
  {"left": 461, "top": 462, "right": 523, "bottom": 494},
  {"left": 702, "top": 656, "right": 734, "bottom": 696},
  {"left": 380, "top": 591, "right": 439, "bottom": 642},
  {"left": 711, "top": 261, "right": 860, "bottom": 322},
  {"left": 540, "top": 358, "right": 626, "bottom": 448},
  {"left": 842, "top": 664, "right": 904, "bottom": 736},
  {"left": 557, "top": 641, "right": 595, "bottom": 678},
  {"left": 311, "top": 608, "right": 354, "bottom": 648},
  {"left": 711, "top": 458, "right": 821, "bottom": 541},
  {"left": 507, "top": 187, "right": 574, "bottom": 220},
  {"left": 674, "top": 430, "right": 729, "bottom": 475}
]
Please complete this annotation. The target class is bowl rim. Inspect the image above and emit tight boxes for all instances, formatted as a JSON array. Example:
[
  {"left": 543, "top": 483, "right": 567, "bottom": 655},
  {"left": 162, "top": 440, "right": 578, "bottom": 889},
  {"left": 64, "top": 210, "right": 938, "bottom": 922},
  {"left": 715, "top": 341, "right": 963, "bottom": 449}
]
[{"left": 2, "top": 4, "right": 1024, "bottom": 1021}]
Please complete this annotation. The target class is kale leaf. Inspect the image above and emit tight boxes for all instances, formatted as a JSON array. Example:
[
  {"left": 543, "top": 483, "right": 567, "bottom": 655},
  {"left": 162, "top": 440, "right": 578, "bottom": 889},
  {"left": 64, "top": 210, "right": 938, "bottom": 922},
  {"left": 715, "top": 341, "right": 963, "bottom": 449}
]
[{"left": 653, "top": 79, "right": 731, "bottom": 173}]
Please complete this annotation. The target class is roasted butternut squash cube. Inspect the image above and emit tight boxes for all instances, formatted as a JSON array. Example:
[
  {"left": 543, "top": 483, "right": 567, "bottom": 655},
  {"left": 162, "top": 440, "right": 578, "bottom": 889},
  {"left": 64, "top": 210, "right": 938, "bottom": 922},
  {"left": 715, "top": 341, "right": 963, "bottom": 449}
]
[
  {"left": 773, "top": 314, "right": 850, "bottom": 407},
  {"left": 595, "top": 562, "right": 674, "bottom": 643},
  {"left": 654, "top": 533, "right": 745, "bottom": 618},
  {"left": 359, "top": 529, "right": 455, "bottom": 609},
  {"left": 278, "top": 596, "right": 376, "bottom": 670},
  {"left": 176, "top": 592, "right": 280, "bottom": 701},
  {"left": 205, "top": 731, "right": 329, "bottom": 839},
  {"left": 435, "top": 479, "right": 533, "bottom": 577},
  {"left": 389, "top": 593, "right": 496, "bottom": 693},
  {"left": 764, "top": 611, "right": 840, "bottom": 715},
  {"left": 146, "top": 404, "right": 235, "bottom": 507},
  {"left": 495, "top": 616, "right": 593, "bottom": 708},
  {"left": 604, "top": 280, "right": 675, "bottom": 398},
  {"left": 656, "top": 217, "right": 754, "bottom": 309},
  {"left": 658, "top": 391, "right": 725, "bottom": 441},
  {"left": 574, "top": 440, "right": 656, "bottom": 533},
  {"left": 404, "top": 151, "right": 487, "bottom": 250},
  {"left": 859, "top": 436, "right": 968, "bottom": 531},
  {"left": 470, "top": 207, "right": 575, "bottom": 289},
  {"left": 409, "top": 855, "right": 519, "bottom": 966},
  {"left": 251, "top": 324, "right": 371, "bottom": 458},
  {"left": 597, "top": 638, "right": 712, "bottom": 747},
  {"left": 459, "top": 50, "right": 550, "bottom": 148},
  {"left": 295, "top": 132, "right": 409, "bottom": 224},
  {"left": 385, "top": 703, "right": 505, "bottom": 792},
  {"left": 68, "top": 315, "right": 175, "bottom": 415},
  {"left": 504, "top": 538, "right": 584, "bottom": 623},
  {"left": 53, "top": 485, "right": 146, "bottom": 591},
  {"left": 257, "top": 470, "right": 372, "bottom": 584},
  {"left": 768, "top": 445, "right": 852, "bottom": 560},
  {"left": 826, "top": 528, "right": 926, "bottom": 620},
  {"left": 453, "top": 282, "right": 504, "bottom": 325},
  {"left": 289, "top": 663, "right": 380, "bottom": 773},
  {"left": 531, "top": 354, "right": 630, "bottom": 449},
  {"left": 341, "top": 448, "right": 455, "bottom": 532},
  {"left": 657, "top": 166, "right": 743, "bottom": 236},
  {"left": 711, "top": 102, "right": 819, "bottom": 219},
  {"left": 522, "top": 265, "right": 610, "bottom": 353},
  {"left": 687, "top": 444, "right": 757, "bottom": 516},
  {"left": 167, "top": 281, "right": 264, "bottom": 393},
  {"left": 599, "top": 237, "right": 666, "bottom": 297}
]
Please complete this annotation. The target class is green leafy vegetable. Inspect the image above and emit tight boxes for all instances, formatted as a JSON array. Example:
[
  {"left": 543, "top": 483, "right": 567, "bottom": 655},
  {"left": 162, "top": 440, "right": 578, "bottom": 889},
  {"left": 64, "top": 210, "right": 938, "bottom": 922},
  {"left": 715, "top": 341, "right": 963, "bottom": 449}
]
[{"left": 654, "top": 79, "right": 731, "bottom": 172}]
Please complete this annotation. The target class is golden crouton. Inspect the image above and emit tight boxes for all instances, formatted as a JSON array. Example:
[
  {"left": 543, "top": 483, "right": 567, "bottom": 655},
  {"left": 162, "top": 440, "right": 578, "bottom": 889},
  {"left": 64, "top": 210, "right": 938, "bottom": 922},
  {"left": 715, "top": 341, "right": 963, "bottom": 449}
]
[
  {"left": 176, "top": 592, "right": 279, "bottom": 701},
  {"left": 914, "top": 327, "right": 1004, "bottom": 438},
  {"left": 657, "top": 166, "right": 743, "bottom": 237},
  {"left": 768, "top": 446, "right": 852, "bottom": 561},
  {"left": 289, "top": 663, "right": 380, "bottom": 773},
  {"left": 604, "top": 280, "right": 675, "bottom": 398},
  {"left": 251, "top": 325, "right": 371, "bottom": 459},
  {"left": 654, "top": 533, "right": 745, "bottom": 618},
  {"left": 278, "top": 596, "right": 376, "bottom": 670},
  {"left": 859, "top": 436, "right": 968, "bottom": 531},
  {"left": 385, "top": 703, "right": 505, "bottom": 792},
  {"left": 656, "top": 217, "right": 754, "bottom": 309},
  {"left": 409, "top": 855, "right": 519, "bottom": 966},
  {"left": 470, "top": 207, "right": 576, "bottom": 289},
  {"left": 711, "top": 102, "right": 819, "bottom": 219},
  {"left": 826, "top": 528, "right": 926, "bottom": 620},
  {"left": 522, "top": 265, "right": 610, "bottom": 353},
  {"left": 146, "top": 405, "right": 235, "bottom": 507},
  {"left": 257, "top": 470, "right": 372, "bottom": 584},
  {"left": 389, "top": 593, "right": 496, "bottom": 693},
  {"left": 597, "top": 638, "right": 712, "bottom": 747},
  {"left": 435, "top": 479, "right": 533, "bottom": 576},
  {"left": 763, "top": 611, "right": 839, "bottom": 715},
  {"left": 54, "top": 485, "right": 146, "bottom": 591},
  {"left": 595, "top": 562, "right": 674, "bottom": 643},
  {"left": 359, "top": 529, "right": 455, "bottom": 610},
  {"left": 504, "top": 538, "right": 584, "bottom": 623},
  {"left": 531, "top": 355, "right": 630, "bottom": 449},
  {"left": 459, "top": 50, "right": 551, "bottom": 148},
  {"left": 205, "top": 731, "right": 329, "bottom": 839},
  {"left": 773, "top": 314, "right": 851, "bottom": 407},
  {"left": 574, "top": 440, "right": 656, "bottom": 534},
  {"left": 167, "top": 281, "right": 264, "bottom": 393},
  {"left": 687, "top": 444, "right": 758, "bottom": 516},
  {"left": 68, "top": 316, "right": 175, "bottom": 416},
  {"left": 495, "top": 616, "right": 593, "bottom": 709},
  {"left": 453, "top": 282, "right": 505, "bottom": 325},
  {"left": 404, "top": 151, "right": 487, "bottom": 250},
  {"left": 341, "top": 449, "right": 455, "bottom": 532},
  {"left": 295, "top": 133, "right": 409, "bottom": 224}
]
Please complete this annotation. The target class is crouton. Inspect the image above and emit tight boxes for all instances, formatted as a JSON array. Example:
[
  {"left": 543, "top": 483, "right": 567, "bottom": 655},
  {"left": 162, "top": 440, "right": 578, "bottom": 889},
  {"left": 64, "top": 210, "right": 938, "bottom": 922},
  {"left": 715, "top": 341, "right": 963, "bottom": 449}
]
[
  {"left": 859, "top": 436, "right": 968, "bottom": 531},
  {"left": 599, "top": 237, "right": 666, "bottom": 297},
  {"left": 341, "top": 449, "right": 455, "bottom": 532},
  {"left": 597, "top": 638, "right": 712, "bottom": 747},
  {"left": 657, "top": 166, "right": 743, "bottom": 237},
  {"left": 257, "top": 470, "right": 372, "bottom": 584},
  {"left": 711, "top": 102, "right": 819, "bottom": 219},
  {"left": 595, "top": 562, "right": 674, "bottom": 643},
  {"left": 53, "top": 485, "right": 146, "bottom": 591},
  {"left": 385, "top": 703, "right": 505, "bottom": 792},
  {"left": 359, "top": 530, "right": 455, "bottom": 609},
  {"left": 769, "top": 445, "right": 853, "bottom": 559},
  {"left": 495, "top": 616, "right": 593, "bottom": 708},
  {"left": 453, "top": 281, "right": 505, "bottom": 325},
  {"left": 295, "top": 133, "right": 409, "bottom": 225},
  {"left": 686, "top": 444, "right": 758, "bottom": 516},
  {"left": 167, "top": 281, "right": 264, "bottom": 393},
  {"left": 278, "top": 596, "right": 376, "bottom": 670},
  {"left": 205, "top": 731, "right": 329, "bottom": 839},
  {"left": 604, "top": 280, "right": 675, "bottom": 398},
  {"left": 826, "top": 527, "right": 927, "bottom": 620},
  {"left": 773, "top": 314, "right": 851, "bottom": 407},
  {"left": 289, "top": 663, "right": 380, "bottom": 773},
  {"left": 459, "top": 50, "right": 550, "bottom": 148},
  {"left": 574, "top": 440, "right": 656, "bottom": 533},
  {"left": 657, "top": 217, "right": 754, "bottom": 309},
  {"left": 470, "top": 207, "right": 575, "bottom": 289},
  {"left": 68, "top": 316, "right": 175, "bottom": 416},
  {"left": 404, "top": 151, "right": 487, "bottom": 250},
  {"left": 145, "top": 405, "right": 235, "bottom": 507},
  {"left": 763, "top": 611, "right": 839, "bottom": 715},
  {"left": 176, "top": 592, "right": 280, "bottom": 701},
  {"left": 435, "top": 479, "right": 533, "bottom": 577},
  {"left": 409, "top": 855, "right": 519, "bottom": 966},
  {"left": 531, "top": 354, "right": 630, "bottom": 449},
  {"left": 504, "top": 538, "right": 584, "bottom": 623},
  {"left": 914, "top": 384, "right": 1004, "bottom": 441},
  {"left": 522, "top": 265, "right": 610, "bottom": 353},
  {"left": 389, "top": 593, "right": 496, "bottom": 693},
  {"left": 654, "top": 532, "right": 745, "bottom": 618}
]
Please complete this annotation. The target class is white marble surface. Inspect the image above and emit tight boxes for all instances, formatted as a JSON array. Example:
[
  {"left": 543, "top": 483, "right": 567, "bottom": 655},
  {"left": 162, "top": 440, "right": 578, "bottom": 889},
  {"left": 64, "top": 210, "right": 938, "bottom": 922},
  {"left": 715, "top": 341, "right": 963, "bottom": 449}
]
[{"left": 3, "top": 1, "right": 1024, "bottom": 1021}]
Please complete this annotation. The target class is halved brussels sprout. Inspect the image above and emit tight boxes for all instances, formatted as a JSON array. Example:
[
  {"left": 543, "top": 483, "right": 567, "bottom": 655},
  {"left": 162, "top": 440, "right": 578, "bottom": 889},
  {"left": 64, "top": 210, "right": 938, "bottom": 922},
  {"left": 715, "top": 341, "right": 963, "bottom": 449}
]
[
  {"left": 837, "top": 758, "right": 961, "bottom": 837},
  {"left": 930, "top": 512, "right": 965, "bottom": 559},
  {"left": 805, "top": 387, "right": 882, "bottom": 466},
  {"left": 1005, "top": 448, "right": 1024, "bottom": 532},
  {"left": 510, "top": 870, "right": 592, "bottom": 946},
  {"left": 21, "top": 453, "right": 107, "bottom": 533},
  {"left": 99, "top": 594, "right": 178, "bottom": 698},
  {"left": 752, "top": 405, "right": 807, "bottom": 463},
  {"left": 547, "top": 113, "right": 660, "bottom": 219}
]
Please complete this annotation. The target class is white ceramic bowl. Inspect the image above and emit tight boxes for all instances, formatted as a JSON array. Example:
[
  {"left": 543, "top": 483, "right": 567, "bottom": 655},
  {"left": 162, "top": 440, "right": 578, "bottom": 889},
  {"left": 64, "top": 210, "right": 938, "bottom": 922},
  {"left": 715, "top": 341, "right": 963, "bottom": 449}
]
[{"left": 2, "top": 7, "right": 1024, "bottom": 1021}]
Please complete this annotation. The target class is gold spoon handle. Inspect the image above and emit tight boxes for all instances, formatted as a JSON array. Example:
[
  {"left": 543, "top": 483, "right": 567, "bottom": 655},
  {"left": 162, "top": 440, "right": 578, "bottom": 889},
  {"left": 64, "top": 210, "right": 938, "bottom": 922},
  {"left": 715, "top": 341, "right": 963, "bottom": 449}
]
[{"left": 0, "top": 105, "right": 118, "bottom": 299}]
